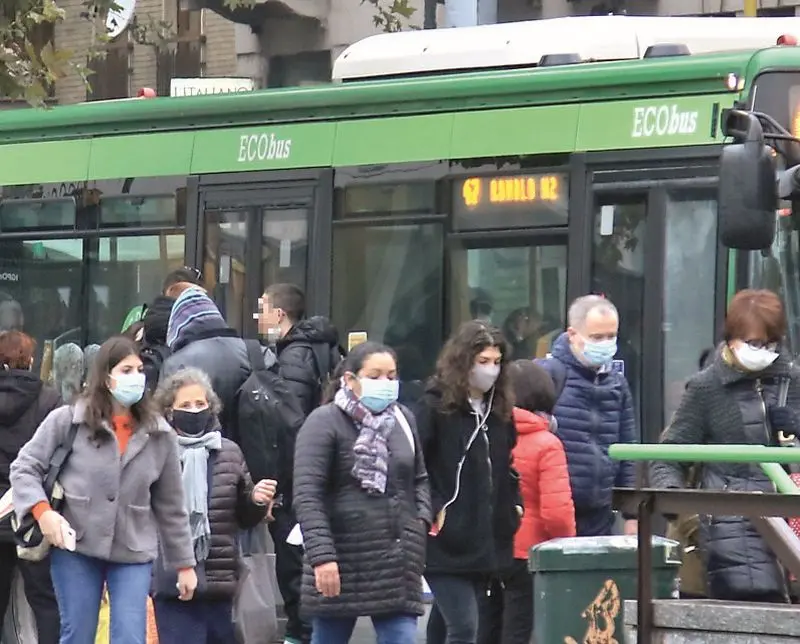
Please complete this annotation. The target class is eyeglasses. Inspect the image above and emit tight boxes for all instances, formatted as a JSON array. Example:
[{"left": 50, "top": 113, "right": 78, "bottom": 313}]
[{"left": 745, "top": 339, "right": 780, "bottom": 351}]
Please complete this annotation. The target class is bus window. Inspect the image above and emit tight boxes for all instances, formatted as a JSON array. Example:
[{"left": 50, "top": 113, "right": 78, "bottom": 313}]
[
  {"left": 662, "top": 192, "right": 718, "bottom": 425},
  {"left": 592, "top": 195, "right": 645, "bottom": 423},
  {"left": 449, "top": 242, "right": 567, "bottom": 359}
]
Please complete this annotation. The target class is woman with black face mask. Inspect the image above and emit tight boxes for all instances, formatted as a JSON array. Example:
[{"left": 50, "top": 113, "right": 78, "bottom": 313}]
[{"left": 152, "top": 367, "right": 276, "bottom": 643}]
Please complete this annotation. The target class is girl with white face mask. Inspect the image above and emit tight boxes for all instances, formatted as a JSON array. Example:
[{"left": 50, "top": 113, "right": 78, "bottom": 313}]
[
  {"left": 653, "top": 289, "right": 800, "bottom": 604},
  {"left": 10, "top": 335, "right": 198, "bottom": 644},
  {"left": 412, "top": 321, "right": 522, "bottom": 644}
]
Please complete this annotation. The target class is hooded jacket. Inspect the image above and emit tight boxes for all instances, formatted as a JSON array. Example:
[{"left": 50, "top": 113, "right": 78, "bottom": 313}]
[
  {"left": 511, "top": 408, "right": 575, "bottom": 559},
  {"left": 276, "top": 317, "right": 341, "bottom": 417},
  {"left": 0, "top": 370, "right": 62, "bottom": 542},
  {"left": 160, "top": 288, "right": 275, "bottom": 438},
  {"left": 140, "top": 295, "right": 175, "bottom": 393}
]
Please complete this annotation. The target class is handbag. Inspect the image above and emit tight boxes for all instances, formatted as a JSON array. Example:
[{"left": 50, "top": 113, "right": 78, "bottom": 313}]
[
  {"left": 11, "top": 421, "right": 80, "bottom": 562},
  {"left": 233, "top": 524, "right": 278, "bottom": 644}
]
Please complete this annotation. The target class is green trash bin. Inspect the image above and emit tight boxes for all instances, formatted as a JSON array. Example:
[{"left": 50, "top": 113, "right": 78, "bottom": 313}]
[{"left": 528, "top": 535, "right": 681, "bottom": 644}]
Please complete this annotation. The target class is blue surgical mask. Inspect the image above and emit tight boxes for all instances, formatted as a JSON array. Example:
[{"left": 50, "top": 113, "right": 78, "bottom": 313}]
[
  {"left": 583, "top": 338, "right": 617, "bottom": 367},
  {"left": 110, "top": 372, "right": 146, "bottom": 407},
  {"left": 359, "top": 378, "right": 399, "bottom": 414}
]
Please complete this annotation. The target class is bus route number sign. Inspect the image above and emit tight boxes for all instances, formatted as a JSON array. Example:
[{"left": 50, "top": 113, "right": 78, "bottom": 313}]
[
  {"left": 453, "top": 172, "right": 569, "bottom": 230},
  {"left": 461, "top": 174, "right": 563, "bottom": 209}
]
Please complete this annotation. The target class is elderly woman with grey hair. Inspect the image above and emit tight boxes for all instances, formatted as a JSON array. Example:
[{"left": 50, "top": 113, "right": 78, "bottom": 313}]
[{"left": 151, "top": 367, "right": 277, "bottom": 644}]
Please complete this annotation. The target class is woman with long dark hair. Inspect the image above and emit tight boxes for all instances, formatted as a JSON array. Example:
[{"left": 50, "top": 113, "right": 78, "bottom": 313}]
[
  {"left": 11, "top": 335, "right": 197, "bottom": 644},
  {"left": 413, "top": 321, "right": 522, "bottom": 644},
  {"left": 293, "top": 341, "right": 431, "bottom": 644}
]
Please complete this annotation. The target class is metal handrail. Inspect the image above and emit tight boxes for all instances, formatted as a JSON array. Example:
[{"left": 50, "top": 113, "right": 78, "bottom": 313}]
[{"left": 608, "top": 443, "right": 800, "bottom": 644}]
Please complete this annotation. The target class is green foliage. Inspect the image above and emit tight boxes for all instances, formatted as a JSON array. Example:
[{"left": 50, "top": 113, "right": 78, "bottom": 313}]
[{"left": 361, "top": 0, "right": 417, "bottom": 32}]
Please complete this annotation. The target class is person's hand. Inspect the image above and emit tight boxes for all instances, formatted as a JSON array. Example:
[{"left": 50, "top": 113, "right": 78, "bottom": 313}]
[
  {"left": 769, "top": 405, "right": 799, "bottom": 442},
  {"left": 177, "top": 568, "right": 197, "bottom": 601},
  {"left": 314, "top": 562, "right": 341, "bottom": 598},
  {"left": 252, "top": 479, "right": 277, "bottom": 506},
  {"left": 38, "top": 510, "right": 66, "bottom": 549},
  {"left": 623, "top": 519, "right": 638, "bottom": 536}
]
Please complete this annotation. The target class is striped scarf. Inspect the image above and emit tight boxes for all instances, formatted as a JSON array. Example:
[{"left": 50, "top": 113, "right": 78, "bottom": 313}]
[{"left": 166, "top": 287, "right": 227, "bottom": 350}]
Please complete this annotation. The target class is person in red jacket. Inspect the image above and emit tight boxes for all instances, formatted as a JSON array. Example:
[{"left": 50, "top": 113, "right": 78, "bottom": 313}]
[{"left": 478, "top": 359, "right": 576, "bottom": 644}]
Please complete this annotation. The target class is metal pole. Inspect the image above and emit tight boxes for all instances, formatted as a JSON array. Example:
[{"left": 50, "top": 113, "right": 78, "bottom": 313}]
[
  {"left": 760, "top": 462, "right": 800, "bottom": 495},
  {"left": 743, "top": 0, "right": 757, "bottom": 17},
  {"left": 609, "top": 443, "right": 800, "bottom": 465}
]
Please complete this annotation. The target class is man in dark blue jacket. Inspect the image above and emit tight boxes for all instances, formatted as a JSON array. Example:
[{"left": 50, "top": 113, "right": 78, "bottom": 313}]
[{"left": 540, "top": 294, "right": 638, "bottom": 537}]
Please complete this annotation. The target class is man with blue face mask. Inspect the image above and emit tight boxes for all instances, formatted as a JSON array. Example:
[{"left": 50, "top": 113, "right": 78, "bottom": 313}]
[{"left": 535, "top": 295, "right": 638, "bottom": 537}]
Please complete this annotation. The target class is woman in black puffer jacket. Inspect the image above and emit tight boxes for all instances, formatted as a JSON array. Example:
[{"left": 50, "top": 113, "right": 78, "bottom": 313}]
[
  {"left": 652, "top": 289, "right": 800, "bottom": 602},
  {"left": 0, "top": 331, "right": 62, "bottom": 644},
  {"left": 293, "top": 341, "right": 431, "bottom": 644},
  {"left": 152, "top": 367, "right": 275, "bottom": 642}
]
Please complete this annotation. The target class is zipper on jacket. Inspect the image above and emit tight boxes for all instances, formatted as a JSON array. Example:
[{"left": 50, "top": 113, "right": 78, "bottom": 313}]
[{"left": 755, "top": 379, "right": 772, "bottom": 446}]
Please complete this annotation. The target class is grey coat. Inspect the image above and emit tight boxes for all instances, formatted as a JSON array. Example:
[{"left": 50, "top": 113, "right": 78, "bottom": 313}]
[
  {"left": 10, "top": 401, "right": 195, "bottom": 570},
  {"left": 293, "top": 403, "right": 432, "bottom": 619}
]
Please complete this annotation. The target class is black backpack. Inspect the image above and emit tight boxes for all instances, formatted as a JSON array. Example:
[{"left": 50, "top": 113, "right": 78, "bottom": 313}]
[
  {"left": 235, "top": 341, "right": 305, "bottom": 496},
  {"left": 140, "top": 341, "right": 170, "bottom": 393},
  {"left": 295, "top": 341, "right": 346, "bottom": 409}
]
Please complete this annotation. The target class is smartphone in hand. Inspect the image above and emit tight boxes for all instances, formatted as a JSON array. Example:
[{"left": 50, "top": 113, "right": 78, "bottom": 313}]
[{"left": 61, "top": 523, "right": 76, "bottom": 551}]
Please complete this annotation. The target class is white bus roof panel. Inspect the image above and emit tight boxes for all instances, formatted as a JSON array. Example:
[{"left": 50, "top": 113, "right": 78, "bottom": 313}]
[{"left": 332, "top": 15, "right": 800, "bottom": 81}]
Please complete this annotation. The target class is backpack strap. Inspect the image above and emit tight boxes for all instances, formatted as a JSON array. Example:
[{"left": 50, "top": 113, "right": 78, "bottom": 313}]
[
  {"left": 43, "top": 421, "right": 80, "bottom": 496},
  {"left": 393, "top": 407, "right": 415, "bottom": 455},
  {"left": 534, "top": 357, "right": 568, "bottom": 401},
  {"left": 244, "top": 340, "right": 268, "bottom": 374}
]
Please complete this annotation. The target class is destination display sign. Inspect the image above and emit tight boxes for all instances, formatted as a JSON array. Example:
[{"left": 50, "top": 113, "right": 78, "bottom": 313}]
[{"left": 453, "top": 172, "right": 569, "bottom": 231}]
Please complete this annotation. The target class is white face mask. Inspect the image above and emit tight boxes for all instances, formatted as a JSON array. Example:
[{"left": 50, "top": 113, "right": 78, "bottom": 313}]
[{"left": 733, "top": 343, "right": 779, "bottom": 372}]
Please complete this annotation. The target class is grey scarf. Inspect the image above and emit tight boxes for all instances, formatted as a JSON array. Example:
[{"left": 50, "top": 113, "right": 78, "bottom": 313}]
[{"left": 177, "top": 431, "right": 222, "bottom": 562}]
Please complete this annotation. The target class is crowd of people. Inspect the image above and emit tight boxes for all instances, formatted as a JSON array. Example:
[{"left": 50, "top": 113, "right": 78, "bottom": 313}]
[{"left": 0, "top": 271, "right": 798, "bottom": 644}]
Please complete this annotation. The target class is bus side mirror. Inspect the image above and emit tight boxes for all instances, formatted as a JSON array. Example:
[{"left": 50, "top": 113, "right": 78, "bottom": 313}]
[{"left": 718, "top": 110, "right": 777, "bottom": 250}]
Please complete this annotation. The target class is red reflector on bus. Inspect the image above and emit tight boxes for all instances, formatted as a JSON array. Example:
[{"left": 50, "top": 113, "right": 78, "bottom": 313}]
[
  {"left": 777, "top": 34, "right": 798, "bottom": 46},
  {"left": 137, "top": 87, "right": 156, "bottom": 98}
]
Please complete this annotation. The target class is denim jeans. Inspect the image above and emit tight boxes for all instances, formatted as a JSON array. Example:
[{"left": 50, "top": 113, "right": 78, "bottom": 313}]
[
  {"left": 50, "top": 549, "right": 152, "bottom": 644},
  {"left": 311, "top": 614, "right": 417, "bottom": 644},
  {"left": 153, "top": 598, "right": 235, "bottom": 644},
  {"left": 425, "top": 575, "right": 482, "bottom": 644}
]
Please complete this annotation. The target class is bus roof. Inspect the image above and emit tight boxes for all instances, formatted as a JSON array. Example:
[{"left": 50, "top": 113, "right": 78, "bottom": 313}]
[{"left": 332, "top": 15, "right": 800, "bottom": 81}]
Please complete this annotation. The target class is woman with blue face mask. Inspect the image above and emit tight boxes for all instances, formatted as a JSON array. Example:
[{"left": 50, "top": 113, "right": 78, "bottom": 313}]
[
  {"left": 10, "top": 335, "right": 197, "bottom": 644},
  {"left": 293, "top": 341, "right": 431, "bottom": 644}
]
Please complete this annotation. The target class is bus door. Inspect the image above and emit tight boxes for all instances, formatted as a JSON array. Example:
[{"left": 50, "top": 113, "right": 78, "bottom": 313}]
[
  {"left": 588, "top": 169, "right": 724, "bottom": 442},
  {"left": 190, "top": 170, "right": 333, "bottom": 337}
]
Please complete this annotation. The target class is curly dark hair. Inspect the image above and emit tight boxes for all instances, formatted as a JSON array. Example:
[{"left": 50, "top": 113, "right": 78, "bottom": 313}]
[{"left": 431, "top": 321, "right": 513, "bottom": 419}]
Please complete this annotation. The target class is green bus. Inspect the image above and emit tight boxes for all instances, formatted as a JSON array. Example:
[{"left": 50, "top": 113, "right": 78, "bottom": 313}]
[{"left": 5, "top": 11, "right": 800, "bottom": 642}]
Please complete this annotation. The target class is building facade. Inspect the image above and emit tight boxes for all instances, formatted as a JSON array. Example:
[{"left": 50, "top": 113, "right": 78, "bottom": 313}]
[{"left": 46, "top": 0, "right": 800, "bottom": 105}]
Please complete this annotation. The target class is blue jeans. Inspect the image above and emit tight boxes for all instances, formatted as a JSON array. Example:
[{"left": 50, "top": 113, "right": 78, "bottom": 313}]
[
  {"left": 153, "top": 598, "right": 235, "bottom": 644},
  {"left": 311, "top": 614, "right": 417, "bottom": 644},
  {"left": 50, "top": 549, "right": 153, "bottom": 644},
  {"left": 425, "top": 575, "right": 481, "bottom": 644}
]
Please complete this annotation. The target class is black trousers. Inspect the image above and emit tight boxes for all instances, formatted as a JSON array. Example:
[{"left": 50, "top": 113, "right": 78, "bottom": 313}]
[
  {"left": 0, "top": 542, "right": 60, "bottom": 644},
  {"left": 269, "top": 508, "right": 312, "bottom": 644},
  {"left": 477, "top": 560, "right": 534, "bottom": 644}
]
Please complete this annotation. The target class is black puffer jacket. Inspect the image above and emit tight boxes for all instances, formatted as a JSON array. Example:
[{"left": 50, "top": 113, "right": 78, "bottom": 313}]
[
  {"left": 293, "top": 403, "right": 431, "bottom": 618},
  {"left": 413, "top": 385, "right": 522, "bottom": 576},
  {"left": 0, "top": 370, "right": 61, "bottom": 542},
  {"left": 276, "top": 317, "right": 340, "bottom": 417},
  {"left": 152, "top": 436, "right": 266, "bottom": 600},
  {"left": 651, "top": 347, "right": 799, "bottom": 601}
]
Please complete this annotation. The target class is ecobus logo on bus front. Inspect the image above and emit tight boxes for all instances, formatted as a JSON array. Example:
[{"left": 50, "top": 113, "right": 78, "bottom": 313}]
[
  {"left": 238, "top": 133, "right": 293, "bottom": 163},
  {"left": 631, "top": 105, "right": 699, "bottom": 138}
]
